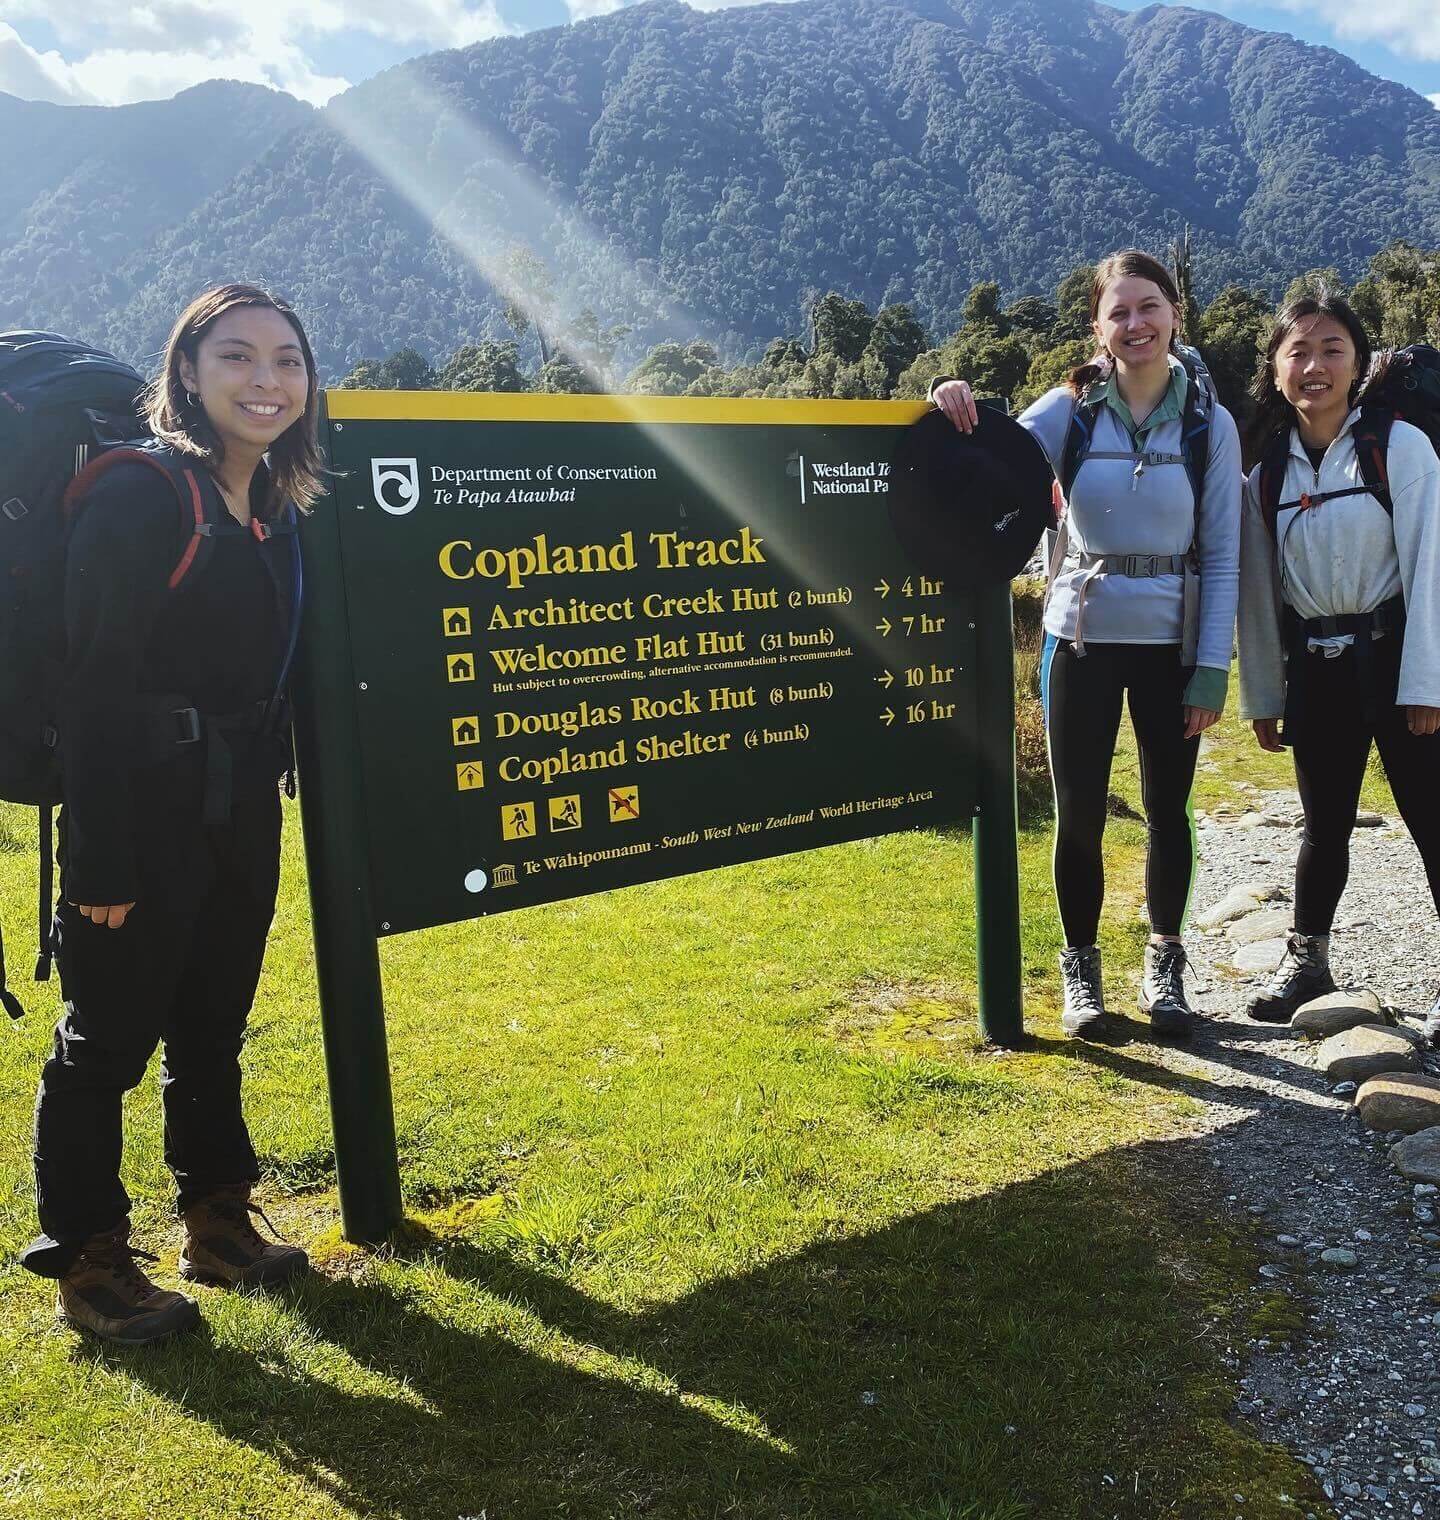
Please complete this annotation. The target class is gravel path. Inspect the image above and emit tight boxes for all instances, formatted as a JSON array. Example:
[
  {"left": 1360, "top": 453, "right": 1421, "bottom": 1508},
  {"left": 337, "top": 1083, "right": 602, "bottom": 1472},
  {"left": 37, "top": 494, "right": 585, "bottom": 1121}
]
[{"left": 1112, "top": 779, "right": 1440, "bottom": 1518}]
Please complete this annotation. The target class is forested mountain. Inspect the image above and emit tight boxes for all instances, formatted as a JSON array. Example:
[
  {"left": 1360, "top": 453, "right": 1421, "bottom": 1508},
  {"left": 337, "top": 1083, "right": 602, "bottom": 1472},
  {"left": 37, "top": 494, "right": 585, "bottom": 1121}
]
[
  {"left": 0, "top": 82, "right": 312, "bottom": 343},
  {"left": 6, "top": 0, "right": 1440, "bottom": 377}
]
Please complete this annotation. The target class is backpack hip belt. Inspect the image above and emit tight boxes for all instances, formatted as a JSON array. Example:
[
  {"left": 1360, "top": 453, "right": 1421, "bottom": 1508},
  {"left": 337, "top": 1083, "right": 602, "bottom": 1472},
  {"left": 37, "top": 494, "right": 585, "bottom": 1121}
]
[
  {"left": 138, "top": 693, "right": 293, "bottom": 826},
  {"left": 1059, "top": 547, "right": 1198, "bottom": 660},
  {"left": 1278, "top": 594, "right": 1406, "bottom": 746}
]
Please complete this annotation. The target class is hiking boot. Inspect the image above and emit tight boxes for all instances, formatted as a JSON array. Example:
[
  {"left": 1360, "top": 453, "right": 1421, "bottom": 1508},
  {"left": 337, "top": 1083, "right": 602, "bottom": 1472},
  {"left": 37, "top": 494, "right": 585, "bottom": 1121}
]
[
  {"left": 180, "top": 1185, "right": 308, "bottom": 1288},
  {"left": 1139, "top": 940, "right": 1196, "bottom": 1038},
  {"left": 1059, "top": 945, "right": 1107, "bottom": 1038},
  {"left": 1246, "top": 932, "right": 1336, "bottom": 1024},
  {"left": 56, "top": 1222, "right": 200, "bottom": 1344},
  {"left": 1422, "top": 991, "right": 1440, "bottom": 1050}
]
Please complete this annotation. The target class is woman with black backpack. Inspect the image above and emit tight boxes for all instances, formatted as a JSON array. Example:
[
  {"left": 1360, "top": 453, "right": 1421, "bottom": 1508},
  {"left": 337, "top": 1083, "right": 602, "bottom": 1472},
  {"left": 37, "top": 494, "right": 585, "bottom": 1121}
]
[
  {"left": 18, "top": 283, "right": 322, "bottom": 1342},
  {"left": 1238, "top": 293, "right": 1440, "bottom": 1040},
  {"left": 932, "top": 250, "right": 1241, "bottom": 1040}
]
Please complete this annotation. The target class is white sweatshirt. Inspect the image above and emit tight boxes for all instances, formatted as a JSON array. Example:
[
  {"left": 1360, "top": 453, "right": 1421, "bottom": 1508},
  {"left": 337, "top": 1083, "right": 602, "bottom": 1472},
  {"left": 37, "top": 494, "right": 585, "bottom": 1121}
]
[{"left": 1237, "top": 413, "right": 1440, "bottom": 718}]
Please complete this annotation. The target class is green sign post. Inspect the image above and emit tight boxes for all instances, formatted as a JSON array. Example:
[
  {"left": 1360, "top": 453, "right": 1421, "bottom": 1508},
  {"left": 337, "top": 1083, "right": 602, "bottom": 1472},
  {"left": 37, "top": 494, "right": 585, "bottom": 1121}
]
[{"left": 293, "top": 392, "right": 1023, "bottom": 1243}]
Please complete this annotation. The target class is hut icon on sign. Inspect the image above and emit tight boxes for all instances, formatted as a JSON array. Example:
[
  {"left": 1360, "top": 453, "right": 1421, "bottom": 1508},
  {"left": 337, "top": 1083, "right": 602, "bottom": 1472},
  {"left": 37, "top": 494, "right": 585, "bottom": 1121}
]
[
  {"left": 452, "top": 716, "right": 480, "bottom": 746},
  {"left": 447, "top": 653, "right": 475, "bottom": 683},
  {"left": 444, "top": 607, "right": 472, "bottom": 638}
]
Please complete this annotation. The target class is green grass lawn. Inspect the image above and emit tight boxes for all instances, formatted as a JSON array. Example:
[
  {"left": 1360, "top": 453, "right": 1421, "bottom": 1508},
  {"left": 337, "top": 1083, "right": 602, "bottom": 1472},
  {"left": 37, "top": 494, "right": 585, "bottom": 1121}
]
[{"left": 0, "top": 713, "right": 1325, "bottom": 1517}]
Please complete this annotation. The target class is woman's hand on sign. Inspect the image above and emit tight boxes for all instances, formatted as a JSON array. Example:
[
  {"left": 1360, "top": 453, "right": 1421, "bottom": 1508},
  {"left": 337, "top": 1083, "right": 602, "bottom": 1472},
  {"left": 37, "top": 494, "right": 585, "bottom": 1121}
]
[
  {"left": 1183, "top": 705, "right": 1221, "bottom": 741},
  {"left": 1407, "top": 705, "right": 1440, "bottom": 737},
  {"left": 932, "top": 379, "right": 979, "bottom": 435},
  {"left": 1252, "top": 718, "right": 1283, "bottom": 753},
  {"left": 73, "top": 901, "right": 135, "bottom": 929}
]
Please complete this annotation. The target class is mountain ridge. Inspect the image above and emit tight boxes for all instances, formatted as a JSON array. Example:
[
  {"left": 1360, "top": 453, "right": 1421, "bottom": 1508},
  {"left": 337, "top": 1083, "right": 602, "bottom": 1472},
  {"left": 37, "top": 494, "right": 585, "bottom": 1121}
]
[{"left": 3, "top": 0, "right": 1437, "bottom": 376}]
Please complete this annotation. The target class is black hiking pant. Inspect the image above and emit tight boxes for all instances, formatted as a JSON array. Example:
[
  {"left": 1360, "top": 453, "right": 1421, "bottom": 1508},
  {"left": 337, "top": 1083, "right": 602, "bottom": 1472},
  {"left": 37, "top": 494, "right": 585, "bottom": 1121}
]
[
  {"left": 1041, "top": 638, "right": 1201, "bottom": 948},
  {"left": 21, "top": 788, "right": 280, "bottom": 1278},
  {"left": 1287, "top": 636, "right": 1440, "bottom": 936}
]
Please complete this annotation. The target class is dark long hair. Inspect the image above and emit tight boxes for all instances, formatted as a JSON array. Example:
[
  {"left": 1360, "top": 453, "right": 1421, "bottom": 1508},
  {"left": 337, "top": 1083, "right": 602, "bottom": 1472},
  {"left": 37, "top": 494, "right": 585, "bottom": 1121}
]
[
  {"left": 1068, "top": 249, "right": 1185, "bottom": 395},
  {"left": 1248, "top": 291, "right": 1373, "bottom": 454},
  {"left": 144, "top": 282, "right": 325, "bottom": 514}
]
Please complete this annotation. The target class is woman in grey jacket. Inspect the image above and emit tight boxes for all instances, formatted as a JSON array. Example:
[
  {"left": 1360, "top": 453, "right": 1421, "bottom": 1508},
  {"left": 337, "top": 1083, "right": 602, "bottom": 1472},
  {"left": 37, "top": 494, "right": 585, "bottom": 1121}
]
[
  {"left": 935, "top": 250, "right": 1241, "bottom": 1039},
  {"left": 1238, "top": 293, "right": 1440, "bottom": 1039}
]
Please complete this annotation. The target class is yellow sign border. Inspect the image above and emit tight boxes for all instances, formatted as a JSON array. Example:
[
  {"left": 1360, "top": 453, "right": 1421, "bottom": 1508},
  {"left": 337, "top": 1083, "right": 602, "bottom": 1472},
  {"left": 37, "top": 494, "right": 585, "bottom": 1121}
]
[{"left": 324, "top": 390, "right": 931, "bottom": 426}]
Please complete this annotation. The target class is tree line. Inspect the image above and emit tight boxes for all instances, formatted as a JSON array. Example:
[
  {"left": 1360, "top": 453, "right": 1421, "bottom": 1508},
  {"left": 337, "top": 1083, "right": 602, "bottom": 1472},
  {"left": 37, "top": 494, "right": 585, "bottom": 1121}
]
[{"left": 338, "top": 239, "right": 1440, "bottom": 442}]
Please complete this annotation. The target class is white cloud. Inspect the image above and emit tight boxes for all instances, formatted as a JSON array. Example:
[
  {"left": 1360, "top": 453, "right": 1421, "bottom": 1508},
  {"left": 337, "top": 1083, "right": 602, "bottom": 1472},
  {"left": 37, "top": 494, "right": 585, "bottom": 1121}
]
[
  {"left": 563, "top": 0, "right": 798, "bottom": 17},
  {"left": 0, "top": 2, "right": 515, "bottom": 106},
  {"left": 1430, "top": 93, "right": 1440, "bottom": 109},
  {"left": 0, "top": 22, "right": 97, "bottom": 103},
  {"left": 1260, "top": 0, "right": 1440, "bottom": 63}
]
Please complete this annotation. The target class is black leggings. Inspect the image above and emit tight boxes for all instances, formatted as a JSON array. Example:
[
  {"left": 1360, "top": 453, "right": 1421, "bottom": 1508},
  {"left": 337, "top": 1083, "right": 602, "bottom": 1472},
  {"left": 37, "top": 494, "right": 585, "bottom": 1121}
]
[
  {"left": 1041, "top": 638, "right": 1200, "bottom": 948},
  {"left": 1288, "top": 637, "right": 1440, "bottom": 935}
]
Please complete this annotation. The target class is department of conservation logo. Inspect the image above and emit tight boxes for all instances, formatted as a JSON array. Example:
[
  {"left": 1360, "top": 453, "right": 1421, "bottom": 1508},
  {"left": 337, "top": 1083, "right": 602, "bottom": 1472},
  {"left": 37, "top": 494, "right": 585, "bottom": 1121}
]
[{"left": 371, "top": 458, "right": 420, "bottom": 515}]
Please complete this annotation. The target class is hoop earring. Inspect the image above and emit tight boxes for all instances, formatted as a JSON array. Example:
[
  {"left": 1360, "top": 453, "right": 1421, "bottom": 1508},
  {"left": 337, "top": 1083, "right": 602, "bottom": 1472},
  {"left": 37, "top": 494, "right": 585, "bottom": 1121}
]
[{"left": 186, "top": 390, "right": 200, "bottom": 408}]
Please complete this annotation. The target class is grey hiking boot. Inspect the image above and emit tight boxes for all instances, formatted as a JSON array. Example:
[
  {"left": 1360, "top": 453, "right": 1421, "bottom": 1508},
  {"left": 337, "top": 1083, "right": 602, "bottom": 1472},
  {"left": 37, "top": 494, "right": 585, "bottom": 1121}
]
[
  {"left": 56, "top": 1221, "right": 201, "bottom": 1344},
  {"left": 180, "top": 1185, "right": 308, "bottom": 1288},
  {"left": 1246, "top": 932, "right": 1336, "bottom": 1024},
  {"left": 1059, "top": 945, "right": 1107, "bottom": 1038},
  {"left": 1422, "top": 991, "right": 1440, "bottom": 1050},
  {"left": 1139, "top": 940, "right": 1195, "bottom": 1038}
]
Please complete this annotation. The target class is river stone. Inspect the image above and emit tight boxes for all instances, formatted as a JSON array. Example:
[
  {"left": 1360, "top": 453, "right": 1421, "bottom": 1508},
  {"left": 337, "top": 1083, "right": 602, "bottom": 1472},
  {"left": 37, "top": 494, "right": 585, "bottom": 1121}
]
[
  {"left": 1390, "top": 1128, "right": 1440, "bottom": 1185},
  {"left": 1230, "top": 937, "right": 1290, "bottom": 974},
  {"left": 1356, "top": 1074, "right": 1440, "bottom": 1134},
  {"left": 1318, "top": 1026, "right": 1421, "bottom": 1084},
  {"left": 1196, "top": 882, "right": 1286, "bottom": 931},
  {"left": 1227, "top": 908, "right": 1294, "bottom": 945},
  {"left": 1292, "top": 988, "right": 1391, "bottom": 1040}
]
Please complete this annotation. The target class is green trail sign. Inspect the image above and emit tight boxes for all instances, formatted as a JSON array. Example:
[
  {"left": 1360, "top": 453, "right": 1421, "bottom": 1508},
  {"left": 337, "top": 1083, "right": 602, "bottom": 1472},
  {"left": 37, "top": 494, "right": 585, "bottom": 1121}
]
[
  {"left": 294, "top": 393, "right": 1023, "bottom": 1242},
  {"left": 323, "top": 394, "right": 979, "bottom": 933}
]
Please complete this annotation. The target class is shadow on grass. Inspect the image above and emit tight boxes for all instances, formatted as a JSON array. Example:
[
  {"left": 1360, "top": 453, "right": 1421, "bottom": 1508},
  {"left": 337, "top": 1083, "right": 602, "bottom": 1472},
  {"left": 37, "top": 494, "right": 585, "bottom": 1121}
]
[{"left": 84, "top": 1135, "right": 1322, "bottom": 1520}]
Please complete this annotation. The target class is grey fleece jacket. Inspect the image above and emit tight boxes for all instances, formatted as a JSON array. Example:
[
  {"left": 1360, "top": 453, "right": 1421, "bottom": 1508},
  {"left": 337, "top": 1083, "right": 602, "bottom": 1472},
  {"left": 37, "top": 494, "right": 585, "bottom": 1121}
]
[
  {"left": 1237, "top": 413, "right": 1440, "bottom": 719},
  {"left": 1019, "top": 382, "right": 1242, "bottom": 691}
]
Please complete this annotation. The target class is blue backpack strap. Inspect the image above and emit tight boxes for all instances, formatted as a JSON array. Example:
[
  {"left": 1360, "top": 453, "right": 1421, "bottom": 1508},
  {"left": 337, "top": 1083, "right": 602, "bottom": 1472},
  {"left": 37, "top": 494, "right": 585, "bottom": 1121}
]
[
  {"left": 1060, "top": 388, "right": 1104, "bottom": 500},
  {"left": 1178, "top": 373, "right": 1212, "bottom": 505}
]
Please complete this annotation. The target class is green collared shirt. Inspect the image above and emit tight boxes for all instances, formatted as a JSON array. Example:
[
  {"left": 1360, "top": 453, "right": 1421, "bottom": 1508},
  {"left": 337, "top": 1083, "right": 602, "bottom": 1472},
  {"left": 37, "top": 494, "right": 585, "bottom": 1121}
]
[{"left": 1090, "top": 356, "right": 1186, "bottom": 447}]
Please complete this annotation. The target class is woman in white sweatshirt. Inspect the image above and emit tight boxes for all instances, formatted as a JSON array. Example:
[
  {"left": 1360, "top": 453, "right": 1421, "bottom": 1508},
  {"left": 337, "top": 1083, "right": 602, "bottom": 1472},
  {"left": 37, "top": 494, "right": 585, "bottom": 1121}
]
[{"left": 1238, "top": 292, "right": 1440, "bottom": 1039}]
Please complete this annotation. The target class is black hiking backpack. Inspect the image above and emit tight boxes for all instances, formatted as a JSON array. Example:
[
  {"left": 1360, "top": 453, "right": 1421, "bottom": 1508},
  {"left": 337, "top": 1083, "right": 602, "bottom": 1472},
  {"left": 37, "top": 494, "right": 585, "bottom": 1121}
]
[
  {"left": 0, "top": 331, "right": 239, "bottom": 1019},
  {"left": 1256, "top": 343, "right": 1440, "bottom": 535}
]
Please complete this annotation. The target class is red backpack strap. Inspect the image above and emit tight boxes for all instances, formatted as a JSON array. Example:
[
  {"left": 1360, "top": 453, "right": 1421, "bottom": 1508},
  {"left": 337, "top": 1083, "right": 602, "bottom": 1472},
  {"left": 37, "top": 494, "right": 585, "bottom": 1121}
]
[
  {"left": 63, "top": 445, "right": 214, "bottom": 588},
  {"left": 1351, "top": 409, "right": 1395, "bottom": 518}
]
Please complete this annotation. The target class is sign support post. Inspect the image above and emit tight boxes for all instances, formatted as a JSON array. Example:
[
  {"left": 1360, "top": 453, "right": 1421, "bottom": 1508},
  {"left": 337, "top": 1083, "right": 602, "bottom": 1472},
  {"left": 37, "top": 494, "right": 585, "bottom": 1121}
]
[
  {"left": 292, "top": 410, "right": 405, "bottom": 1243},
  {"left": 972, "top": 580, "right": 1024, "bottom": 1047}
]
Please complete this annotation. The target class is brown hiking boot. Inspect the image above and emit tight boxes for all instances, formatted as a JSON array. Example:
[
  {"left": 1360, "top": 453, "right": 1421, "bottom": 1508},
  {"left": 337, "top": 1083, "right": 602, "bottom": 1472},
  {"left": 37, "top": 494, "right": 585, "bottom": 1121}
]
[
  {"left": 56, "top": 1222, "right": 201, "bottom": 1344},
  {"left": 180, "top": 1185, "right": 308, "bottom": 1288}
]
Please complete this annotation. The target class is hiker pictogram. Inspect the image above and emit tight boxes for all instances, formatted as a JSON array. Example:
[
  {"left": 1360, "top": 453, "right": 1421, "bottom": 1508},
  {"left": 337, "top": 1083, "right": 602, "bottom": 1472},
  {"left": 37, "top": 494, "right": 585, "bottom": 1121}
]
[
  {"left": 447, "top": 652, "right": 475, "bottom": 683},
  {"left": 608, "top": 786, "right": 640, "bottom": 822},
  {"left": 452, "top": 716, "right": 480, "bottom": 746},
  {"left": 502, "top": 802, "right": 536, "bottom": 841},
  {"left": 455, "top": 761, "right": 485, "bottom": 792},
  {"left": 548, "top": 795, "right": 582, "bottom": 831},
  {"left": 443, "top": 606, "right": 472, "bottom": 638}
]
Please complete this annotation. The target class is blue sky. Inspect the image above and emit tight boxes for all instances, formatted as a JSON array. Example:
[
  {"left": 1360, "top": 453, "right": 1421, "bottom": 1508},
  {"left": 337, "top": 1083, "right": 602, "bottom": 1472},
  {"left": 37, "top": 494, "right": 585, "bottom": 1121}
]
[{"left": 0, "top": 1, "right": 1436, "bottom": 110}]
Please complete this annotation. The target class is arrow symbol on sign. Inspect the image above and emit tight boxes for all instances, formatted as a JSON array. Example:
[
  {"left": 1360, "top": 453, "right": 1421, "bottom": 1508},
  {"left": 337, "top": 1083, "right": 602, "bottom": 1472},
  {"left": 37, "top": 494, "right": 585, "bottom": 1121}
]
[
  {"left": 879, "top": 707, "right": 895, "bottom": 726},
  {"left": 874, "top": 670, "right": 894, "bottom": 689},
  {"left": 874, "top": 578, "right": 890, "bottom": 598},
  {"left": 875, "top": 618, "right": 892, "bottom": 637}
]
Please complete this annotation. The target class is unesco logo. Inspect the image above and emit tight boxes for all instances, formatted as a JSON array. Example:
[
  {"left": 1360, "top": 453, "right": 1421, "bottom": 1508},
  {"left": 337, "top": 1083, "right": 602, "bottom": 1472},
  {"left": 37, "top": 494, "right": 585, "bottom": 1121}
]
[{"left": 371, "top": 458, "right": 420, "bottom": 515}]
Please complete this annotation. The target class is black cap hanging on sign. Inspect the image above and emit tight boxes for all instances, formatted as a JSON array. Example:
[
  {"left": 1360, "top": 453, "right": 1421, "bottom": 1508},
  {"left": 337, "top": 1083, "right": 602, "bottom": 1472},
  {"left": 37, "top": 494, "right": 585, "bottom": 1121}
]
[{"left": 888, "top": 406, "right": 1055, "bottom": 590}]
